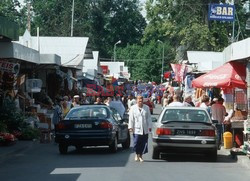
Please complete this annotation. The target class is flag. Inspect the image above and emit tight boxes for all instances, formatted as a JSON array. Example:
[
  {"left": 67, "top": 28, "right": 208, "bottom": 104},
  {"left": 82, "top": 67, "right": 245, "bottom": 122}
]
[{"left": 171, "top": 64, "right": 187, "bottom": 82}]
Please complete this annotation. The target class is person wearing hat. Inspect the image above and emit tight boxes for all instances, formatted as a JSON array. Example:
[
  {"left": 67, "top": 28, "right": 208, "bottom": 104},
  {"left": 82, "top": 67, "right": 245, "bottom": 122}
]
[{"left": 71, "top": 95, "right": 80, "bottom": 107}]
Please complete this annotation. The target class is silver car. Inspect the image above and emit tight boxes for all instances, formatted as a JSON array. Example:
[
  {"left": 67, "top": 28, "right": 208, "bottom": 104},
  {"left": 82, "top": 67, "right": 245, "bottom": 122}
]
[{"left": 152, "top": 107, "right": 219, "bottom": 161}]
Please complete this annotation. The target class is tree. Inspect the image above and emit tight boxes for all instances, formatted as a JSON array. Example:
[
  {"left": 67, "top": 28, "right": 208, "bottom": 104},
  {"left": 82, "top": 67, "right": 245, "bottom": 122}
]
[
  {"left": 0, "top": 0, "right": 21, "bottom": 21},
  {"left": 143, "top": 0, "right": 247, "bottom": 61},
  {"left": 27, "top": 0, "right": 146, "bottom": 58},
  {"left": 116, "top": 40, "right": 174, "bottom": 83}
]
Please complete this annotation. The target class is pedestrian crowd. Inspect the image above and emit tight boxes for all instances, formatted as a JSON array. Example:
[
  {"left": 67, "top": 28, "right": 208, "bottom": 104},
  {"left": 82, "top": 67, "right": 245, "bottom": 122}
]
[{"left": 52, "top": 81, "right": 230, "bottom": 162}]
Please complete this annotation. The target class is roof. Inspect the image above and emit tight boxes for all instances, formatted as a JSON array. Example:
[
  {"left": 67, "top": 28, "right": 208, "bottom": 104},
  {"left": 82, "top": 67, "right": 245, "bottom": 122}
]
[
  {"left": 187, "top": 51, "right": 224, "bottom": 72},
  {"left": 17, "top": 36, "right": 93, "bottom": 69},
  {"left": 0, "top": 42, "right": 39, "bottom": 64},
  {"left": 40, "top": 54, "right": 61, "bottom": 65}
]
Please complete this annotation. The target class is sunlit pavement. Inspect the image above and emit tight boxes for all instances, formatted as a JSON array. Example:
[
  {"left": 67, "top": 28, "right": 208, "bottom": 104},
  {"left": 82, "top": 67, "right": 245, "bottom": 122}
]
[{"left": 0, "top": 104, "right": 250, "bottom": 181}]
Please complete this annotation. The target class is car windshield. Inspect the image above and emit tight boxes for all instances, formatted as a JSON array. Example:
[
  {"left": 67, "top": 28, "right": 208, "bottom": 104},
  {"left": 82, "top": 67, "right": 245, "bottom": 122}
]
[
  {"left": 65, "top": 107, "right": 109, "bottom": 120},
  {"left": 161, "top": 109, "right": 210, "bottom": 123}
]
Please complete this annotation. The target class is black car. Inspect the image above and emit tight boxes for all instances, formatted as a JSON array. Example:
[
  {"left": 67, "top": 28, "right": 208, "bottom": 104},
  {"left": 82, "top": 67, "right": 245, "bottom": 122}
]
[{"left": 55, "top": 105, "right": 130, "bottom": 154}]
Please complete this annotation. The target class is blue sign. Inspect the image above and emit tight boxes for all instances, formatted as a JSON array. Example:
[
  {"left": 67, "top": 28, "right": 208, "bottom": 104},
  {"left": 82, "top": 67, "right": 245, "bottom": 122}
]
[{"left": 208, "top": 3, "right": 235, "bottom": 22}]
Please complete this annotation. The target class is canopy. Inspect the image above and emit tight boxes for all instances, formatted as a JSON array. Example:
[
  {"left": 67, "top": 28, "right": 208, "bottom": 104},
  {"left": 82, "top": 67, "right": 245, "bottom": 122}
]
[{"left": 192, "top": 61, "right": 246, "bottom": 89}]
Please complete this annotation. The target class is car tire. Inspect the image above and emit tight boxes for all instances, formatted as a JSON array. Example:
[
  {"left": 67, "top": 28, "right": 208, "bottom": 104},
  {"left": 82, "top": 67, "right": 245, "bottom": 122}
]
[
  {"left": 59, "top": 143, "right": 68, "bottom": 154},
  {"left": 122, "top": 132, "right": 130, "bottom": 149},
  {"left": 109, "top": 136, "right": 118, "bottom": 153},
  {"left": 208, "top": 150, "right": 217, "bottom": 161},
  {"left": 75, "top": 145, "right": 82, "bottom": 151},
  {"left": 152, "top": 147, "right": 160, "bottom": 159}
]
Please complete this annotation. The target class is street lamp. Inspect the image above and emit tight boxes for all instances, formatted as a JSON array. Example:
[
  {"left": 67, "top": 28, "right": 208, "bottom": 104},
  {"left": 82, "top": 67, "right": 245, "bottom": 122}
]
[
  {"left": 114, "top": 40, "right": 121, "bottom": 62},
  {"left": 157, "top": 40, "right": 164, "bottom": 84}
]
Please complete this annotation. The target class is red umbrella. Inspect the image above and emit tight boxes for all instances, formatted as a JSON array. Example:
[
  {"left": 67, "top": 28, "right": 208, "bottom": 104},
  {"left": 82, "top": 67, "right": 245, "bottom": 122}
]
[{"left": 192, "top": 61, "right": 246, "bottom": 89}]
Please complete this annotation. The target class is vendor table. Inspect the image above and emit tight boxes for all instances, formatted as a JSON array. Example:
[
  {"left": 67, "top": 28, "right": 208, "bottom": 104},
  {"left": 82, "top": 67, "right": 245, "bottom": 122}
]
[{"left": 231, "top": 120, "right": 245, "bottom": 147}]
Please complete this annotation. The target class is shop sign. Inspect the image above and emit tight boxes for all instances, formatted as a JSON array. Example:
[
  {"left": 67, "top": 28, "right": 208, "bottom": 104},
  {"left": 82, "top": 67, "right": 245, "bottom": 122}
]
[
  {"left": 0, "top": 60, "right": 20, "bottom": 74},
  {"left": 208, "top": 3, "right": 235, "bottom": 22},
  {"left": 26, "top": 79, "right": 43, "bottom": 93}
]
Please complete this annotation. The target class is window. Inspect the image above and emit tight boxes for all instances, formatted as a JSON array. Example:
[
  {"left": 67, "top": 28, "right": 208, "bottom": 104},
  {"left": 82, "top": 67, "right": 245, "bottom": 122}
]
[{"left": 65, "top": 107, "right": 108, "bottom": 119}]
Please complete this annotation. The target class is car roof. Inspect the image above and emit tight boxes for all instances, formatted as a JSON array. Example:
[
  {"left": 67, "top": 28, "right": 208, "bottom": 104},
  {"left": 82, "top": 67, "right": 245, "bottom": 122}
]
[
  {"left": 70, "top": 104, "right": 110, "bottom": 110},
  {"left": 163, "top": 106, "right": 208, "bottom": 111}
]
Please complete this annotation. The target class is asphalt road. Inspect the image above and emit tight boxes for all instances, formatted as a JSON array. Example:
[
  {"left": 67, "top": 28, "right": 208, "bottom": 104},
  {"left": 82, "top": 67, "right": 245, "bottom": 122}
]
[{"left": 0, "top": 104, "right": 250, "bottom": 181}]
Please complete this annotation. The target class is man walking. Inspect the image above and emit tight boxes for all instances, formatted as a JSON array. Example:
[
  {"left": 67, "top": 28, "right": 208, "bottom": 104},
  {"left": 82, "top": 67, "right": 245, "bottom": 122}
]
[
  {"left": 128, "top": 95, "right": 152, "bottom": 162},
  {"left": 211, "top": 97, "right": 227, "bottom": 145}
]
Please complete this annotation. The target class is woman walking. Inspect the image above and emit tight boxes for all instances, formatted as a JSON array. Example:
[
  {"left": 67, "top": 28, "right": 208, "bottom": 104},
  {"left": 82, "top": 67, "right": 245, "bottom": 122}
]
[{"left": 128, "top": 95, "right": 152, "bottom": 162}]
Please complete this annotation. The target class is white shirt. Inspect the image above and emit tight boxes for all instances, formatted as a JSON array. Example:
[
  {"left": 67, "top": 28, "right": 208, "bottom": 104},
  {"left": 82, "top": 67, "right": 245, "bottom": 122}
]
[
  {"left": 128, "top": 104, "right": 152, "bottom": 135},
  {"left": 168, "top": 101, "right": 184, "bottom": 107}
]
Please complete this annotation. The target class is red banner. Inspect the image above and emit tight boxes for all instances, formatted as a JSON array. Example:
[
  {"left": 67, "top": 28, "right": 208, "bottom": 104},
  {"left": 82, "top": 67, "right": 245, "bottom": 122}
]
[{"left": 171, "top": 64, "right": 187, "bottom": 82}]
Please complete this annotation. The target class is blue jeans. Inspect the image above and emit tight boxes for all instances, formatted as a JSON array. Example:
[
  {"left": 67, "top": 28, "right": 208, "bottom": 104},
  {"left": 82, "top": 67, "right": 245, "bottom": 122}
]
[{"left": 216, "top": 124, "right": 224, "bottom": 145}]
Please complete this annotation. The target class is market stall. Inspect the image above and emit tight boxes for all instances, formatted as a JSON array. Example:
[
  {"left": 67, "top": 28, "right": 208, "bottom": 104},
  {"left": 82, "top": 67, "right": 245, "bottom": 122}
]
[{"left": 192, "top": 61, "right": 248, "bottom": 148}]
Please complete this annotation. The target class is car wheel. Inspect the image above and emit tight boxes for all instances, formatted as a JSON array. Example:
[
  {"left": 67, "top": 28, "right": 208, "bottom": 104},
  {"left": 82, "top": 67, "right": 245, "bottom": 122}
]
[
  {"left": 208, "top": 150, "right": 217, "bottom": 161},
  {"left": 122, "top": 132, "right": 130, "bottom": 149},
  {"left": 152, "top": 147, "right": 160, "bottom": 159},
  {"left": 109, "top": 136, "right": 118, "bottom": 153},
  {"left": 59, "top": 143, "right": 68, "bottom": 154},
  {"left": 75, "top": 145, "right": 82, "bottom": 151}
]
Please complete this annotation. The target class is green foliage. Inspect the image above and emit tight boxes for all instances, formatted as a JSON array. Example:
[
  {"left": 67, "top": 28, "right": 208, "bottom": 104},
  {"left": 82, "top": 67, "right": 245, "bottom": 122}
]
[
  {"left": 28, "top": 0, "right": 146, "bottom": 58},
  {"left": 19, "top": 127, "right": 40, "bottom": 140},
  {"left": 0, "top": 98, "right": 28, "bottom": 132},
  {"left": 116, "top": 40, "right": 174, "bottom": 83},
  {"left": 143, "top": 0, "right": 249, "bottom": 60}
]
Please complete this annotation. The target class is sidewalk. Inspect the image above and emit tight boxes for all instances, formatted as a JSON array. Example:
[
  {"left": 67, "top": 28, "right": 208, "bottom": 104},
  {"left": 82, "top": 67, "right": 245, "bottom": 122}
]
[{"left": 220, "top": 146, "right": 250, "bottom": 169}]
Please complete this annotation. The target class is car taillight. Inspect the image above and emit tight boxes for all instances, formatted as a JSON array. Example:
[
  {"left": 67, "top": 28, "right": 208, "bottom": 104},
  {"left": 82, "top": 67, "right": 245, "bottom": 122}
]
[
  {"left": 100, "top": 121, "right": 113, "bottom": 129},
  {"left": 57, "top": 122, "right": 66, "bottom": 130},
  {"left": 156, "top": 128, "right": 172, "bottom": 135},
  {"left": 200, "top": 130, "right": 215, "bottom": 137}
]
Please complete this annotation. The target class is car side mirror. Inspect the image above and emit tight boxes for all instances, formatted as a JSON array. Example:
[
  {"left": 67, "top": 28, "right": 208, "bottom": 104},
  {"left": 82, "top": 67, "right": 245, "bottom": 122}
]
[
  {"left": 212, "top": 120, "right": 219, "bottom": 124},
  {"left": 152, "top": 117, "right": 157, "bottom": 123}
]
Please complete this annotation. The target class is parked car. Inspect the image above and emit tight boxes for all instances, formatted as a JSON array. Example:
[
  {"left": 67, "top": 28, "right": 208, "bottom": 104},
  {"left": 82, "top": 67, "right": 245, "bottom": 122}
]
[
  {"left": 143, "top": 98, "right": 154, "bottom": 114},
  {"left": 151, "top": 107, "right": 219, "bottom": 161},
  {"left": 55, "top": 105, "right": 130, "bottom": 154}
]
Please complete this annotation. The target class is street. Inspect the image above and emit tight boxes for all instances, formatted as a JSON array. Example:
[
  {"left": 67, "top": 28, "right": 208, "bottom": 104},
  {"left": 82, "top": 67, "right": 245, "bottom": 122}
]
[{"left": 0, "top": 105, "right": 250, "bottom": 181}]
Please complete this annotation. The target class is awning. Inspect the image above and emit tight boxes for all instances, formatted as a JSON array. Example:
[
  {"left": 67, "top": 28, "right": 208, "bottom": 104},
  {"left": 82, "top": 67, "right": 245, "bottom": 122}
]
[{"left": 192, "top": 61, "right": 246, "bottom": 89}]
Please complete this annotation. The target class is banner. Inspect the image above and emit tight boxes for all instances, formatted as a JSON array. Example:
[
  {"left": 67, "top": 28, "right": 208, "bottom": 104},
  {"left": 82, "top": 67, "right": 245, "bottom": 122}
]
[
  {"left": 171, "top": 64, "right": 187, "bottom": 82},
  {"left": 208, "top": 3, "right": 235, "bottom": 22}
]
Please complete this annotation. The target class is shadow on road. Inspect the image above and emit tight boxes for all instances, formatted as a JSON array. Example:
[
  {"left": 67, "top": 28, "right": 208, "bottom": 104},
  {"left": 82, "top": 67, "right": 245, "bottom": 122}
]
[{"left": 145, "top": 153, "right": 236, "bottom": 163}]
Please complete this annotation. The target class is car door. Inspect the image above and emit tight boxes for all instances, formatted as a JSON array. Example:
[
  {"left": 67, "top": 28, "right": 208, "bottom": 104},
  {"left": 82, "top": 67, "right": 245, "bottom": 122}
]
[{"left": 111, "top": 108, "right": 128, "bottom": 141}]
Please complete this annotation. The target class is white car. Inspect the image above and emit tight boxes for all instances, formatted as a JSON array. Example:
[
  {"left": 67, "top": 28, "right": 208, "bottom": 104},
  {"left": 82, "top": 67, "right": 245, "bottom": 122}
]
[{"left": 152, "top": 107, "right": 219, "bottom": 161}]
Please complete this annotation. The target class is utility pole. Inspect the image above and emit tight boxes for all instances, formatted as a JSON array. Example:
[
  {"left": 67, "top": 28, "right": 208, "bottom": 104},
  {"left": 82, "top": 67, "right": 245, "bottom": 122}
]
[
  {"left": 27, "top": 1, "right": 31, "bottom": 32},
  {"left": 71, "top": 0, "right": 75, "bottom": 37}
]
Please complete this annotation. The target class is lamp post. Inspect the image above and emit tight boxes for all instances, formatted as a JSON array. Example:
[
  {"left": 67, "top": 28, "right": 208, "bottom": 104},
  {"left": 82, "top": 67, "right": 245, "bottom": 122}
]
[
  {"left": 157, "top": 40, "right": 164, "bottom": 84},
  {"left": 114, "top": 40, "right": 121, "bottom": 62}
]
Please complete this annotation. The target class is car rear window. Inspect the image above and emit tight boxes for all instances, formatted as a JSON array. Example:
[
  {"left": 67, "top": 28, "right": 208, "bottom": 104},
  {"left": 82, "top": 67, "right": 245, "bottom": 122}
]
[
  {"left": 161, "top": 109, "right": 210, "bottom": 123},
  {"left": 65, "top": 107, "right": 108, "bottom": 119}
]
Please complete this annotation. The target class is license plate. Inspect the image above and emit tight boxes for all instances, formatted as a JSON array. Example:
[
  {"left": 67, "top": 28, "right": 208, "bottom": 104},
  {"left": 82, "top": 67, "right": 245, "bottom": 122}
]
[
  {"left": 74, "top": 124, "right": 92, "bottom": 129},
  {"left": 175, "top": 129, "right": 197, "bottom": 136}
]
